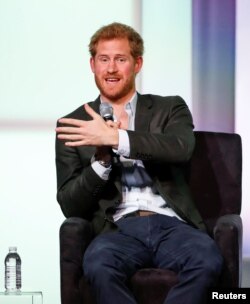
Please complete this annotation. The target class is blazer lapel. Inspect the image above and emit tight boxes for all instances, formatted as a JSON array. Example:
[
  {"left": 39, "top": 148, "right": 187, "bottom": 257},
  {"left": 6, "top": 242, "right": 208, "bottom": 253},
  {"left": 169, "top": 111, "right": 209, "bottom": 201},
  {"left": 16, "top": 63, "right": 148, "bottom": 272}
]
[
  {"left": 89, "top": 94, "right": 154, "bottom": 131},
  {"left": 135, "top": 93, "right": 153, "bottom": 132},
  {"left": 89, "top": 96, "right": 101, "bottom": 115}
]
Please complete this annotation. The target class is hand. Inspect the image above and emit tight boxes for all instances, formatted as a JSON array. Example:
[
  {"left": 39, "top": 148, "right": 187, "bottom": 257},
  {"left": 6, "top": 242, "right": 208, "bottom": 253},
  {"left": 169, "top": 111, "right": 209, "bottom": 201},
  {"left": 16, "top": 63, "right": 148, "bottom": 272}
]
[{"left": 56, "top": 104, "right": 119, "bottom": 148}]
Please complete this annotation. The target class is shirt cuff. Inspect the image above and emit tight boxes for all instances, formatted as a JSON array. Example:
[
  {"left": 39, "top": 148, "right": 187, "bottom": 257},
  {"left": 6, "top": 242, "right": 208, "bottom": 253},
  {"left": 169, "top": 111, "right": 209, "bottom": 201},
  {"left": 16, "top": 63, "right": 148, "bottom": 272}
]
[
  {"left": 91, "top": 161, "right": 112, "bottom": 181},
  {"left": 113, "top": 129, "right": 130, "bottom": 157}
]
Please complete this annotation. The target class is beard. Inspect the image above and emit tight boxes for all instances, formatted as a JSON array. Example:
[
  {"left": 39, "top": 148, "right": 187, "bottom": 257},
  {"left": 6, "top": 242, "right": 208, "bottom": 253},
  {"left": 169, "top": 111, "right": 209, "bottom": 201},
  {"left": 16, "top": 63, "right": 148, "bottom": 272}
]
[{"left": 94, "top": 74, "right": 136, "bottom": 102}]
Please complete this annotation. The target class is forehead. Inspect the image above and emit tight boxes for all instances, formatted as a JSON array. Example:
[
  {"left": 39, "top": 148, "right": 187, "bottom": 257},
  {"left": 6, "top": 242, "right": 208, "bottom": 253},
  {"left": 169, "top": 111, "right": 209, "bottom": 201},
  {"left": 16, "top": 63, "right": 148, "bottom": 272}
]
[{"left": 95, "top": 38, "right": 131, "bottom": 56}]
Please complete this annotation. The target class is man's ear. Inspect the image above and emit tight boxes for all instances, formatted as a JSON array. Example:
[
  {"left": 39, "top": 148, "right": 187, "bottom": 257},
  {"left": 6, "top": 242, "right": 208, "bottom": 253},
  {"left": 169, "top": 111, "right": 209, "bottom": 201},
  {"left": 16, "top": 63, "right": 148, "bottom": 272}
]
[
  {"left": 90, "top": 57, "right": 95, "bottom": 73},
  {"left": 135, "top": 56, "right": 143, "bottom": 74}
]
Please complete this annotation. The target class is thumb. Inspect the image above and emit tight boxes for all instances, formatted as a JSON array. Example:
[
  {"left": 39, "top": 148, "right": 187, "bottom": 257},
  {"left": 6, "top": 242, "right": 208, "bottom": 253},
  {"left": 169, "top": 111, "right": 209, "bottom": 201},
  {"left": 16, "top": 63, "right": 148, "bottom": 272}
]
[{"left": 84, "top": 103, "right": 100, "bottom": 119}]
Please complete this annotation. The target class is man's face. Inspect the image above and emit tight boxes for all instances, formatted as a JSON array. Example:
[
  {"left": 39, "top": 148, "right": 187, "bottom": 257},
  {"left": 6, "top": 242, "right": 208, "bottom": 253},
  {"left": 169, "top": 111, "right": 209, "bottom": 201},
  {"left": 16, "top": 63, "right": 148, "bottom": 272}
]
[{"left": 90, "top": 38, "right": 142, "bottom": 103}]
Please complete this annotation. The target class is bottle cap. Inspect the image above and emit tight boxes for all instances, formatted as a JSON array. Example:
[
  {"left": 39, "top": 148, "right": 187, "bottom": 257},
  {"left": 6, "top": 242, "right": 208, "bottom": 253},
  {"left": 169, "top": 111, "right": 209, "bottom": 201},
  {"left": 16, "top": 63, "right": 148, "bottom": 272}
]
[{"left": 9, "top": 246, "right": 17, "bottom": 252}]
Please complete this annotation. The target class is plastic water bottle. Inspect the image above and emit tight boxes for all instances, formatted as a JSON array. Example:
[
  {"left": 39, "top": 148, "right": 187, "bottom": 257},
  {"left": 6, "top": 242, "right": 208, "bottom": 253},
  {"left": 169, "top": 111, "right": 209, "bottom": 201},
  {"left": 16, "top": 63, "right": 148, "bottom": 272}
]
[{"left": 4, "top": 247, "right": 22, "bottom": 292}]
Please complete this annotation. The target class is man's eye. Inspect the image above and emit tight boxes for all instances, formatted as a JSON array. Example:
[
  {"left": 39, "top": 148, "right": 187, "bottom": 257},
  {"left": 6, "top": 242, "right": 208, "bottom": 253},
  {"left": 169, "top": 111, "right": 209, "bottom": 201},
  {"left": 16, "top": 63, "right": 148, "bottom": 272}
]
[
  {"left": 117, "top": 58, "right": 126, "bottom": 63},
  {"left": 99, "top": 57, "right": 109, "bottom": 63}
]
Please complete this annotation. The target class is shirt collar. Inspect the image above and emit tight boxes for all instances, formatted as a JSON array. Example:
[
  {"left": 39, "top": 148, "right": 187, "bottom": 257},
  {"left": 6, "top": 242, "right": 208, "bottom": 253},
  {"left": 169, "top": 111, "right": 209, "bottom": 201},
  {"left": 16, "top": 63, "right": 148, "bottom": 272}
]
[
  {"left": 124, "top": 92, "right": 137, "bottom": 117},
  {"left": 100, "top": 92, "right": 138, "bottom": 117}
]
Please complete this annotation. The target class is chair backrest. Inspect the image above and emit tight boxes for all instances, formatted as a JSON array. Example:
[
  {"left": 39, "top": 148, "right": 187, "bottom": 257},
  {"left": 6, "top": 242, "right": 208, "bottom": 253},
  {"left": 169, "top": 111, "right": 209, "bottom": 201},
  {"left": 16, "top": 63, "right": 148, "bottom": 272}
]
[{"left": 187, "top": 131, "right": 242, "bottom": 231}]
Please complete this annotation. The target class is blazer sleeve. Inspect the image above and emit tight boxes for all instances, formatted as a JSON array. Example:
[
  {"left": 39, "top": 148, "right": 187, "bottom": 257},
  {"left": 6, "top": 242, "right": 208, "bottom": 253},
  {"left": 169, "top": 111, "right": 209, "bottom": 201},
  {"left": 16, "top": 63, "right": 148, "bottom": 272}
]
[{"left": 55, "top": 118, "right": 108, "bottom": 219}]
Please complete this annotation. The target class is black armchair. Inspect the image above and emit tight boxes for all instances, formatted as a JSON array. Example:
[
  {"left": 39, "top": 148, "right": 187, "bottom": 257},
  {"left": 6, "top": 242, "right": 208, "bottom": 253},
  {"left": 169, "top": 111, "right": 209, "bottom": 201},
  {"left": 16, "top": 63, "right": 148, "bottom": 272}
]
[{"left": 59, "top": 131, "right": 242, "bottom": 304}]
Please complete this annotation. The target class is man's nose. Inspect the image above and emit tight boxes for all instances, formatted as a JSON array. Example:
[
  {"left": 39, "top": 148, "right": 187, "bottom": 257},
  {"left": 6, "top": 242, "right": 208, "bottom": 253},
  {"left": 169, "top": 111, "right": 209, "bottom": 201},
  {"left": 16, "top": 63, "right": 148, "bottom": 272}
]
[{"left": 107, "top": 59, "right": 118, "bottom": 73}]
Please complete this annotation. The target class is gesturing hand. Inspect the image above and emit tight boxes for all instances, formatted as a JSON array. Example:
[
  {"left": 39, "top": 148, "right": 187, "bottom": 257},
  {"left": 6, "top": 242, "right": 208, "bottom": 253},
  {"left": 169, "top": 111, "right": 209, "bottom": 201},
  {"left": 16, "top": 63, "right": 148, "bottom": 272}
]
[{"left": 56, "top": 103, "right": 119, "bottom": 148}]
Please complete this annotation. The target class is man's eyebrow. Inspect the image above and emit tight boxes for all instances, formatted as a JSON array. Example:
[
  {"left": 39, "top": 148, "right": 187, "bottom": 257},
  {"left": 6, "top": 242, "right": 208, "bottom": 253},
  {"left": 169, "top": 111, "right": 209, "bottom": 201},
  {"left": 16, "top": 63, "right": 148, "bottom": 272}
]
[{"left": 97, "top": 54, "right": 127, "bottom": 57}]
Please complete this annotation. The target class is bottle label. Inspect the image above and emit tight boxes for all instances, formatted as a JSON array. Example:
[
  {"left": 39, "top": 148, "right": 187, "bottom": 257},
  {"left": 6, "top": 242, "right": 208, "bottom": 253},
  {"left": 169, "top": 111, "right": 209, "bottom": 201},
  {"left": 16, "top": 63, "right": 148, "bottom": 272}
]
[{"left": 6, "top": 258, "right": 17, "bottom": 267}]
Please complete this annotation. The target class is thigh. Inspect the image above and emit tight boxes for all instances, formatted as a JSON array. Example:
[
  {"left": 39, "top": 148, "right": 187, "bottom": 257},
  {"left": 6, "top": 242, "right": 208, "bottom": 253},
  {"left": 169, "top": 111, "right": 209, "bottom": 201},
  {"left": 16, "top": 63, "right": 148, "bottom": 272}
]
[
  {"left": 83, "top": 226, "right": 152, "bottom": 278},
  {"left": 152, "top": 216, "right": 222, "bottom": 271}
]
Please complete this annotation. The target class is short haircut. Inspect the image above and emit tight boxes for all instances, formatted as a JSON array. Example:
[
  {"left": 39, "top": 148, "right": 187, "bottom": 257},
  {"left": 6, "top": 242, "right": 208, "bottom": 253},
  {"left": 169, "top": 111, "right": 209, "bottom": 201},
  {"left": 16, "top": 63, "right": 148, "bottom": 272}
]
[{"left": 89, "top": 22, "right": 144, "bottom": 59}]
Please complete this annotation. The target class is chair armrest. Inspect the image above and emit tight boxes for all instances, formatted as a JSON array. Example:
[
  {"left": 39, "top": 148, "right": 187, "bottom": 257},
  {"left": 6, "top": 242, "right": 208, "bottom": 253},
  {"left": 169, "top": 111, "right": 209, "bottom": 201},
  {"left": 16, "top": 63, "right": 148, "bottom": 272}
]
[
  {"left": 60, "top": 217, "right": 93, "bottom": 260},
  {"left": 213, "top": 214, "right": 242, "bottom": 287},
  {"left": 59, "top": 217, "right": 93, "bottom": 304}
]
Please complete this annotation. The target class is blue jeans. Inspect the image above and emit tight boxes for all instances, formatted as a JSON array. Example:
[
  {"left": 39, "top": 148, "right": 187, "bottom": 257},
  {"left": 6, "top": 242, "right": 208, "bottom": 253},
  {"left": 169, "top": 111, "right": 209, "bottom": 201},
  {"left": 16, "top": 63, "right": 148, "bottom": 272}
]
[{"left": 83, "top": 215, "right": 223, "bottom": 304}]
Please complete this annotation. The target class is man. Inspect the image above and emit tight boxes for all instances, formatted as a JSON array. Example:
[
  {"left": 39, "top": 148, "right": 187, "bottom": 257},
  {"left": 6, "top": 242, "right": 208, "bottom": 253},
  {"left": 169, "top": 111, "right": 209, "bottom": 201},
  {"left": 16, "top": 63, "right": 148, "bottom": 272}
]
[{"left": 55, "top": 22, "right": 223, "bottom": 304}]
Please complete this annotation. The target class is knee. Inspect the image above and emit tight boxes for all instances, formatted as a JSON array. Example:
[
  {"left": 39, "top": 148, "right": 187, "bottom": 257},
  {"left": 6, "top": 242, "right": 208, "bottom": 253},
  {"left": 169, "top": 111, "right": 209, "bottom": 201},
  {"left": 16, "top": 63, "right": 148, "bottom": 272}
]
[
  {"left": 194, "top": 241, "right": 224, "bottom": 280},
  {"left": 202, "top": 251, "right": 223, "bottom": 278}
]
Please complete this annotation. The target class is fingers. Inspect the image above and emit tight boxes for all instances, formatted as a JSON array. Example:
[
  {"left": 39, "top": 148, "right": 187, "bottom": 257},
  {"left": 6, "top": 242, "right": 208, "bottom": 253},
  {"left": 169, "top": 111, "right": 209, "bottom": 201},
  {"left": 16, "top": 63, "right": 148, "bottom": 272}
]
[
  {"left": 57, "top": 104, "right": 100, "bottom": 126},
  {"left": 84, "top": 103, "right": 100, "bottom": 119},
  {"left": 56, "top": 126, "right": 82, "bottom": 134},
  {"left": 58, "top": 118, "right": 84, "bottom": 127},
  {"left": 57, "top": 134, "right": 83, "bottom": 140},
  {"left": 55, "top": 103, "right": 119, "bottom": 147},
  {"left": 106, "top": 120, "right": 121, "bottom": 129},
  {"left": 64, "top": 140, "right": 85, "bottom": 147}
]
